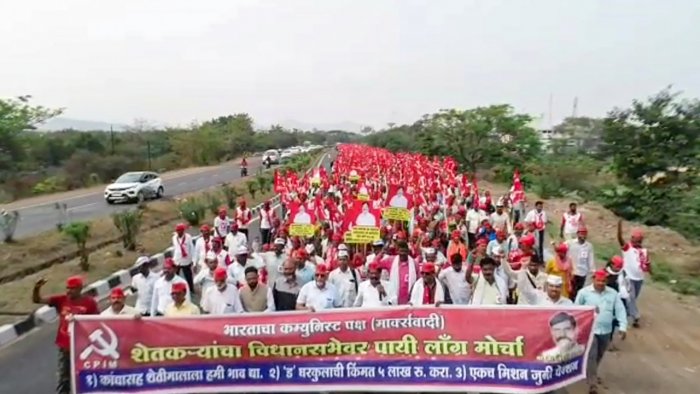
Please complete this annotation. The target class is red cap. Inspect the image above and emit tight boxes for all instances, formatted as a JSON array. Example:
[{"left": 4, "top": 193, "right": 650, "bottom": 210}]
[
  {"left": 213, "top": 267, "right": 228, "bottom": 281},
  {"left": 230, "top": 223, "right": 239, "bottom": 230},
  {"left": 163, "top": 257, "right": 176, "bottom": 269},
  {"left": 332, "top": 233, "right": 342, "bottom": 242},
  {"left": 476, "top": 238, "right": 488, "bottom": 246},
  {"left": 171, "top": 282, "right": 188, "bottom": 294},
  {"left": 577, "top": 226, "right": 588, "bottom": 234},
  {"left": 175, "top": 223, "right": 187, "bottom": 232},
  {"left": 200, "top": 224, "right": 210, "bottom": 232},
  {"left": 496, "top": 229, "right": 506, "bottom": 237},
  {"left": 110, "top": 288, "right": 126, "bottom": 299},
  {"left": 451, "top": 230, "right": 461, "bottom": 239},
  {"left": 611, "top": 256, "right": 624, "bottom": 269},
  {"left": 631, "top": 228, "right": 644, "bottom": 239},
  {"left": 315, "top": 264, "right": 329, "bottom": 275},
  {"left": 514, "top": 222, "right": 525, "bottom": 231},
  {"left": 520, "top": 235, "right": 535, "bottom": 247},
  {"left": 421, "top": 262, "right": 436, "bottom": 274},
  {"left": 367, "top": 262, "right": 380, "bottom": 272},
  {"left": 593, "top": 269, "right": 608, "bottom": 280},
  {"left": 555, "top": 242, "right": 569, "bottom": 254},
  {"left": 66, "top": 275, "right": 84, "bottom": 289}
]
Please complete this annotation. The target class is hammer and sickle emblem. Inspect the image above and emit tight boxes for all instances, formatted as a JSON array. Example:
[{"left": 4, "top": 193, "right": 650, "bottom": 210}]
[{"left": 79, "top": 323, "right": 120, "bottom": 360}]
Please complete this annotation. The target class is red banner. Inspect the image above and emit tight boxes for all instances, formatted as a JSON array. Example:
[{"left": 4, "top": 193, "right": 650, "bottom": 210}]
[{"left": 71, "top": 306, "right": 595, "bottom": 393}]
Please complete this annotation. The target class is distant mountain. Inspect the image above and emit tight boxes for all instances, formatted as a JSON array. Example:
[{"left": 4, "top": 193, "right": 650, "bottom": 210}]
[
  {"left": 37, "top": 117, "right": 127, "bottom": 132},
  {"left": 275, "top": 119, "right": 366, "bottom": 133}
]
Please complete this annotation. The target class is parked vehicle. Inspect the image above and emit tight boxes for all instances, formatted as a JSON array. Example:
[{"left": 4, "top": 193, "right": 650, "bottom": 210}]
[
  {"left": 104, "top": 171, "right": 163, "bottom": 204},
  {"left": 263, "top": 149, "right": 280, "bottom": 164}
]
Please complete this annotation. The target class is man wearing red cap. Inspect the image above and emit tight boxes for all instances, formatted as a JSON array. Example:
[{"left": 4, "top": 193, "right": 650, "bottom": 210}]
[
  {"left": 150, "top": 257, "right": 190, "bottom": 316},
  {"left": 546, "top": 242, "right": 574, "bottom": 300},
  {"left": 296, "top": 264, "right": 342, "bottom": 311},
  {"left": 165, "top": 282, "right": 200, "bottom": 316},
  {"left": 101, "top": 288, "right": 139, "bottom": 316},
  {"left": 446, "top": 230, "right": 467, "bottom": 262},
  {"left": 567, "top": 226, "right": 595, "bottom": 299},
  {"left": 201, "top": 267, "right": 244, "bottom": 314},
  {"left": 524, "top": 200, "right": 549, "bottom": 259},
  {"left": 235, "top": 198, "right": 252, "bottom": 238},
  {"left": 193, "top": 224, "right": 212, "bottom": 267},
  {"left": 259, "top": 200, "right": 276, "bottom": 245},
  {"left": 33, "top": 275, "right": 98, "bottom": 394},
  {"left": 409, "top": 262, "right": 449, "bottom": 306},
  {"left": 213, "top": 208, "right": 230, "bottom": 239},
  {"left": 354, "top": 262, "right": 396, "bottom": 307},
  {"left": 172, "top": 223, "right": 195, "bottom": 291},
  {"left": 224, "top": 222, "right": 247, "bottom": 255},
  {"left": 438, "top": 253, "right": 472, "bottom": 304},
  {"left": 617, "top": 219, "right": 650, "bottom": 328},
  {"left": 575, "top": 269, "right": 627, "bottom": 394}
]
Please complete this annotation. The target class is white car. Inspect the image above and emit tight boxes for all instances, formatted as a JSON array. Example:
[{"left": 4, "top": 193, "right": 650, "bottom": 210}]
[
  {"left": 280, "top": 149, "right": 294, "bottom": 159},
  {"left": 262, "top": 149, "right": 280, "bottom": 164},
  {"left": 104, "top": 171, "right": 164, "bottom": 204}
]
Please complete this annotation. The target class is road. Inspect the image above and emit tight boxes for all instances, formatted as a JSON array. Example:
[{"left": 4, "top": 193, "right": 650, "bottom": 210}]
[
  {"left": 9, "top": 157, "right": 265, "bottom": 239},
  {"left": 0, "top": 153, "right": 332, "bottom": 393}
]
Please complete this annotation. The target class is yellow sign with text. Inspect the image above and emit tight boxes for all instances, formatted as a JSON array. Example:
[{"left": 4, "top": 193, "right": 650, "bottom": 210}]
[
  {"left": 289, "top": 224, "right": 316, "bottom": 237},
  {"left": 344, "top": 226, "right": 380, "bottom": 244},
  {"left": 383, "top": 207, "right": 411, "bottom": 221}
]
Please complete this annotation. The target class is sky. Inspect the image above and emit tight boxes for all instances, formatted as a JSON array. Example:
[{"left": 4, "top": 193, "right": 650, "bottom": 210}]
[{"left": 1, "top": 0, "right": 699, "bottom": 130}]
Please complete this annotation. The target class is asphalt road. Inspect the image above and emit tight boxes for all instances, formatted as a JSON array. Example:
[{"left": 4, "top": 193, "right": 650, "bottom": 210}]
[
  {"left": 10, "top": 157, "right": 266, "bottom": 239},
  {"left": 0, "top": 153, "right": 332, "bottom": 393}
]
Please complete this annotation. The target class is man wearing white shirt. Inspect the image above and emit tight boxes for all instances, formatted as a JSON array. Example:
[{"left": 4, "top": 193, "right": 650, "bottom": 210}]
[
  {"left": 193, "top": 254, "right": 220, "bottom": 295},
  {"left": 261, "top": 238, "right": 287, "bottom": 284},
  {"left": 364, "top": 240, "right": 384, "bottom": 270},
  {"left": 213, "top": 208, "right": 230, "bottom": 239},
  {"left": 524, "top": 201, "right": 548, "bottom": 259},
  {"left": 227, "top": 246, "right": 253, "bottom": 288},
  {"left": 560, "top": 202, "right": 583, "bottom": 240},
  {"left": 354, "top": 262, "right": 396, "bottom": 307},
  {"left": 201, "top": 268, "right": 244, "bottom": 315},
  {"left": 131, "top": 256, "right": 157, "bottom": 316},
  {"left": 202, "top": 237, "right": 231, "bottom": 272},
  {"left": 489, "top": 204, "right": 512, "bottom": 234},
  {"left": 296, "top": 264, "right": 342, "bottom": 312},
  {"left": 193, "top": 225, "right": 212, "bottom": 268},
  {"left": 328, "top": 251, "right": 361, "bottom": 308},
  {"left": 467, "top": 257, "right": 508, "bottom": 305},
  {"left": 259, "top": 201, "right": 275, "bottom": 245},
  {"left": 466, "top": 203, "right": 483, "bottom": 248},
  {"left": 172, "top": 223, "right": 195, "bottom": 291},
  {"left": 101, "top": 288, "right": 140, "bottom": 317},
  {"left": 239, "top": 266, "right": 275, "bottom": 312},
  {"left": 224, "top": 224, "right": 247, "bottom": 255},
  {"left": 150, "top": 258, "right": 190, "bottom": 316},
  {"left": 567, "top": 226, "right": 595, "bottom": 299},
  {"left": 438, "top": 254, "right": 471, "bottom": 305}
]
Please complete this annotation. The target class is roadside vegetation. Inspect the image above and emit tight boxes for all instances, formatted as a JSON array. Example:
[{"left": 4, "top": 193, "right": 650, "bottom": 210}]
[{"left": 0, "top": 97, "right": 356, "bottom": 202}]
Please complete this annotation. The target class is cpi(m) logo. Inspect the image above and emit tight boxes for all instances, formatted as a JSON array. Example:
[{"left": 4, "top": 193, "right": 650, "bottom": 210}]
[{"left": 79, "top": 323, "right": 120, "bottom": 361}]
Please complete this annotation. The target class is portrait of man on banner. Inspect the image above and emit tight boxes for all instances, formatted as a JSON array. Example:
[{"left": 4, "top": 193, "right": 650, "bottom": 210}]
[
  {"left": 537, "top": 311, "right": 586, "bottom": 363},
  {"left": 386, "top": 185, "right": 412, "bottom": 209},
  {"left": 289, "top": 202, "right": 316, "bottom": 225},
  {"left": 350, "top": 201, "right": 381, "bottom": 228}
]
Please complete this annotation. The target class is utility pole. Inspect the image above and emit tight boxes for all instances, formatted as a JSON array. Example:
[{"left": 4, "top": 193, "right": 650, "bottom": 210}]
[
  {"left": 572, "top": 97, "right": 579, "bottom": 117},
  {"left": 110, "top": 125, "right": 115, "bottom": 155},
  {"left": 548, "top": 93, "right": 554, "bottom": 129},
  {"left": 147, "top": 140, "right": 152, "bottom": 170}
]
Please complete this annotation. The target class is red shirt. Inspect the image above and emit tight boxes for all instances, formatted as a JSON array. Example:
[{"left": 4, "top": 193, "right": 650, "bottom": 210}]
[{"left": 49, "top": 294, "right": 99, "bottom": 350}]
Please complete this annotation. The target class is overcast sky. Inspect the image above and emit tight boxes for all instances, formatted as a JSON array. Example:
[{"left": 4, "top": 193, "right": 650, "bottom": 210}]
[{"left": 1, "top": 0, "right": 699, "bottom": 129}]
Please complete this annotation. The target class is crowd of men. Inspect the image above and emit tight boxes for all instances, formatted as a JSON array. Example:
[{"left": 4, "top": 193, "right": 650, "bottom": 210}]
[{"left": 34, "top": 145, "right": 651, "bottom": 394}]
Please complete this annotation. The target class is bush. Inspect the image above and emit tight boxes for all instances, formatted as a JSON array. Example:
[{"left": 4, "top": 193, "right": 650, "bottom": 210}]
[
  {"left": 62, "top": 221, "right": 91, "bottom": 271},
  {"left": 203, "top": 192, "right": 224, "bottom": 216},
  {"left": 246, "top": 180, "right": 258, "bottom": 200},
  {"left": 112, "top": 210, "right": 143, "bottom": 251},
  {"left": 220, "top": 183, "right": 241, "bottom": 209},
  {"left": 178, "top": 198, "right": 207, "bottom": 226},
  {"left": 32, "top": 175, "right": 66, "bottom": 194}
]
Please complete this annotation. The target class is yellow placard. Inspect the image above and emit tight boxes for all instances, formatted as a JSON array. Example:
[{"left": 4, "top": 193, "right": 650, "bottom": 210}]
[
  {"left": 349, "top": 175, "right": 360, "bottom": 182},
  {"left": 289, "top": 224, "right": 316, "bottom": 237},
  {"left": 344, "top": 226, "right": 380, "bottom": 244},
  {"left": 311, "top": 177, "right": 321, "bottom": 186},
  {"left": 357, "top": 193, "right": 369, "bottom": 201},
  {"left": 382, "top": 207, "right": 411, "bottom": 221}
]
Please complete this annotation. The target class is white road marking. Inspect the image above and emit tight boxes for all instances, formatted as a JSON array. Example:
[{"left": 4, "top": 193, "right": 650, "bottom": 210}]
[{"left": 67, "top": 203, "right": 98, "bottom": 212}]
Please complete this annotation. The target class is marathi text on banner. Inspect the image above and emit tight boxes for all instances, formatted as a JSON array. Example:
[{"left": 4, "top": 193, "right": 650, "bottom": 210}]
[
  {"left": 383, "top": 207, "right": 411, "bottom": 221},
  {"left": 288, "top": 224, "right": 315, "bottom": 237},
  {"left": 344, "top": 226, "right": 380, "bottom": 244},
  {"left": 71, "top": 306, "right": 595, "bottom": 394}
]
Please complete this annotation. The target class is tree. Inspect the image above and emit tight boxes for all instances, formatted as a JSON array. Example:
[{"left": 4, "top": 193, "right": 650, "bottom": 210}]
[
  {"left": 417, "top": 105, "right": 540, "bottom": 172},
  {"left": 0, "top": 96, "right": 62, "bottom": 171},
  {"left": 600, "top": 88, "right": 700, "bottom": 232},
  {"left": 112, "top": 210, "right": 143, "bottom": 251},
  {"left": 247, "top": 180, "right": 258, "bottom": 200},
  {"left": 62, "top": 222, "right": 91, "bottom": 271}
]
